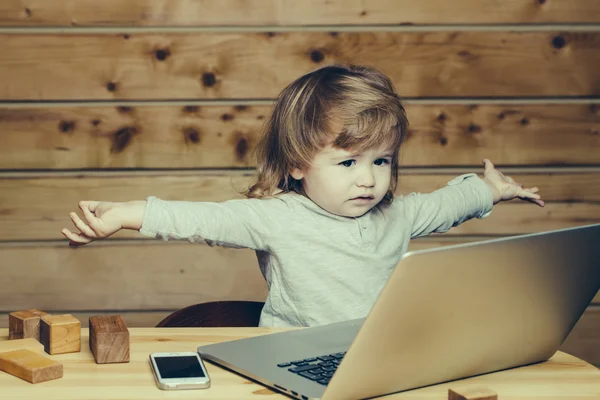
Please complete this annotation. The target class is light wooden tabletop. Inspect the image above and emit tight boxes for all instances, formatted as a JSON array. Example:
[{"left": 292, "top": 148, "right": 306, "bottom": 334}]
[{"left": 1, "top": 328, "right": 599, "bottom": 399}]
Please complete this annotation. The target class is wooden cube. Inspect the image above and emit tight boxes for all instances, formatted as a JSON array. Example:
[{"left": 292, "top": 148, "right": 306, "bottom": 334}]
[
  {"left": 449, "top": 386, "right": 498, "bottom": 400},
  {"left": 89, "top": 315, "right": 130, "bottom": 364},
  {"left": 39, "top": 314, "right": 81, "bottom": 355},
  {"left": 0, "top": 349, "right": 63, "bottom": 384},
  {"left": 8, "top": 309, "right": 49, "bottom": 341}
]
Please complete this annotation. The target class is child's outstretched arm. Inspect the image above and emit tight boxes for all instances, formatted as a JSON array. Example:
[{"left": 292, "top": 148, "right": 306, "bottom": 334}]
[
  {"left": 62, "top": 197, "right": 282, "bottom": 251},
  {"left": 61, "top": 200, "right": 146, "bottom": 246},
  {"left": 481, "top": 159, "right": 544, "bottom": 207},
  {"left": 405, "top": 159, "right": 544, "bottom": 239}
]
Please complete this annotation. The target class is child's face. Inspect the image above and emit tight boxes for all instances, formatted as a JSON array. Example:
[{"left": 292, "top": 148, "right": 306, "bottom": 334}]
[{"left": 291, "top": 145, "right": 393, "bottom": 217}]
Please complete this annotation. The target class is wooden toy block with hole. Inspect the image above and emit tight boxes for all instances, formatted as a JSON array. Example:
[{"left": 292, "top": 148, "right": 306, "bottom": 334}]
[
  {"left": 8, "top": 309, "right": 49, "bottom": 341},
  {"left": 449, "top": 386, "right": 498, "bottom": 400},
  {"left": 0, "top": 338, "right": 45, "bottom": 355},
  {"left": 89, "top": 315, "right": 130, "bottom": 364},
  {"left": 39, "top": 314, "right": 81, "bottom": 355},
  {"left": 0, "top": 349, "right": 63, "bottom": 383}
]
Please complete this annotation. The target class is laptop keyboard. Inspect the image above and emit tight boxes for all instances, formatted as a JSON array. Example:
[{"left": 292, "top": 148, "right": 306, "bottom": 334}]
[{"left": 276, "top": 352, "right": 346, "bottom": 385}]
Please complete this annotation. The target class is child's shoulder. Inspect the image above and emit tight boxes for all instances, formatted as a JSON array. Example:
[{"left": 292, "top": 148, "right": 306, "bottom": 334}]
[{"left": 240, "top": 191, "right": 301, "bottom": 210}]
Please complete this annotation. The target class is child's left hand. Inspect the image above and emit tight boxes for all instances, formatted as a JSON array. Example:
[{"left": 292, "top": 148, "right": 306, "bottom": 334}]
[{"left": 482, "top": 159, "right": 545, "bottom": 207}]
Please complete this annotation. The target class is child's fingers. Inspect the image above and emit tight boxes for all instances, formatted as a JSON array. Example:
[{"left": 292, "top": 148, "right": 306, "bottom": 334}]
[
  {"left": 518, "top": 189, "right": 545, "bottom": 207},
  {"left": 79, "top": 204, "right": 100, "bottom": 233},
  {"left": 518, "top": 189, "right": 541, "bottom": 199},
  {"left": 61, "top": 228, "right": 93, "bottom": 245},
  {"left": 528, "top": 198, "right": 545, "bottom": 207},
  {"left": 79, "top": 200, "right": 101, "bottom": 213},
  {"left": 482, "top": 159, "right": 496, "bottom": 175},
  {"left": 69, "top": 212, "right": 96, "bottom": 238}
]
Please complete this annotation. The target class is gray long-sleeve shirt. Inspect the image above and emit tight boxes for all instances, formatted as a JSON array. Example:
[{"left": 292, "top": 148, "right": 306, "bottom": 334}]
[{"left": 140, "top": 173, "right": 493, "bottom": 327}]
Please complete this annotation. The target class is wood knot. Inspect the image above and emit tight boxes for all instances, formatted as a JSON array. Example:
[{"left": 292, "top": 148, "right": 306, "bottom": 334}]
[
  {"left": 202, "top": 72, "right": 217, "bottom": 87},
  {"left": 497, "top": 113, "right": 505, "bottom": 120},
  {"left": 183, "top": 105, "right": 199, "bottom": 113},
  {"left": 234, "top": 105, "right": 248, "bottom": 112},
  {"left": 439, "top": 137, "right": 448, "bottom": 146},
  {"left": 123, "top": 34, "right": 130, "bottom": 40},
  {"left": 155, "top": 48, "right": 170, "bottom": 61},
  {"left": 24, "top": 8, "right": 32, "bottom": 18},
  {"left": 59, "top": 120, "right": 76, "bottom": 133},
  {"left": 310, "top": 50, "right": 325, "bottom": 63},
  {"left": 111, "top": 126, "right": 138, "bottom": 153},
  {"left": 537, "top": 0, "right": 546, "bottom": 4},
  {"left": 437, "top": 113, "right": 447, "bottom": 123},
  {"left": 457, "top": 50, "right": 479, "bottom": 61},
  {"left": 520, "top": 117, "right": 529, "bottom": 126},
  {"left": 467, "top": 123, "right": 482, "bottom": 134},
  {"left": 360, "top": 10, "right": 367, "bottom": 16},
  {"left": 106, "top": 82, "right": 117, "bottom": 92},
  {"left": 232, "top": 133, "right": 250, "bottom": 162},
  {"left": 91, "top": 119, "right": 101, "bottom": 126},
  {"left": 221, "top": 113, "right": 234, "bottom": 121},
  {"left": 265, "top": 32, "right": 276, "bottom": 38},
  {"left": 552, "top": 35, "right": 566, "bottom": 49},
  {"left": 329, "top": 32, "right": 339, "bottom": 38},
  {"left": 183, "top": 127, "right": 201, "bottom": 144},
  {"left": 117, "top": 106, "right": 133, "bottom": 114}
]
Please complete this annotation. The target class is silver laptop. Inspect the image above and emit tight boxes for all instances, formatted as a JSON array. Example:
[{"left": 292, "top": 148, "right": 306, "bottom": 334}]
[{"left": 198, "top": 223, "right": 600, "bottom": 400}]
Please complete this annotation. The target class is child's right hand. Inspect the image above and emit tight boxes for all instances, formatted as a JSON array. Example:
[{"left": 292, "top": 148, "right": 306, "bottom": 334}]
[{"left": 61, "top": 200, "right": 146, "bottom": 246}]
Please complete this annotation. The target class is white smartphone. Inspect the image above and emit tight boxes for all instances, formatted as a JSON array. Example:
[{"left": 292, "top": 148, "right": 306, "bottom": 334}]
[{"left": 149, "top": 351, "right": 211, "bottom": 390}]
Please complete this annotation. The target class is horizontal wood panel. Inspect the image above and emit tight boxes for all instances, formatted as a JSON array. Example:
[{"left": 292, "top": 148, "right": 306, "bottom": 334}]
[
  {"left": 0, "top": 242, "right": 268, "bottom": 311},
  {"left": 1, "top": 32, "right": 599, "bottom": 100},
  {"left": 0, "top": 240, "right": 597, "bottom": 312},
  {"left": 1, "top": 172, "right": 599, "bottom": 241},
  {"left": 1, "top": 0, "right": 600, "bottom": 26},
  {"left": 1, "top": 103, "right": 599, "bottom": 169}
]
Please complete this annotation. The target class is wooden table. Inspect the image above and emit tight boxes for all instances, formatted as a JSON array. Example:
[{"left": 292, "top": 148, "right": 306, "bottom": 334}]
[{"left": 1, "top": 328, "right": 599, "bottom": 399}]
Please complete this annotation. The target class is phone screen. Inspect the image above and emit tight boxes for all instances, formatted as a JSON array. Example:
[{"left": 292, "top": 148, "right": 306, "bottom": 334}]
[{"left": 154, "top": 356, "right": 206, "bottom": 379}]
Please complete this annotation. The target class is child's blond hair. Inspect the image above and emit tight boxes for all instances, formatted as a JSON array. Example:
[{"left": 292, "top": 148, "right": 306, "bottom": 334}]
[{"left": 246, "top": 64, "right": 408, "bottom": 206}]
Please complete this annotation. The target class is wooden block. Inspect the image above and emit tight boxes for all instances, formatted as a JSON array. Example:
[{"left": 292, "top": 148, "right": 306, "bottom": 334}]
[
  {"left": 89, "top": 315, "right": 130, "bottom": 364},
  {"left": 39, "top": 314, "right": 81, "bottom": 355},
  {"left": 449, "top": 386, "right": 498, "bottom": 400},
  {"left": 0, "top": 349, "right": 63, "bottom": 383},
  {"left": 8, "top": 309, "right": 49, "bottom": 340},
  {"left": 0, "top": 338, "right": 45, "bottom": 355}
]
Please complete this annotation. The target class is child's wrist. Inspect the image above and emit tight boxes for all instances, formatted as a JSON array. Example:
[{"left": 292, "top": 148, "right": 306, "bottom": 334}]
[
  {"left": 482, "top": 177, "right": 501, "bottom": 204},
  {"left": 122, "top": 200, "right": 147, "bottom": 231}
]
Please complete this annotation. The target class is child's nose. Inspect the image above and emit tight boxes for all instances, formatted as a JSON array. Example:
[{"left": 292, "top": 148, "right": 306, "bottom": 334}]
[{"left": 356, "top": 166, "right": 375, "bottom": 187}]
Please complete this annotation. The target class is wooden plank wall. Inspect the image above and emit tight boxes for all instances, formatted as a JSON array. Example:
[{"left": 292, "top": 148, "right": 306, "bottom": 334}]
[{"left": 0, "top": 1, "right": 599, "bottom": 364}]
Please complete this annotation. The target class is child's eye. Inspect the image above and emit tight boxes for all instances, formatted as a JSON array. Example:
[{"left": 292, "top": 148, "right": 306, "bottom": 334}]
[
  {"left": 339, "top": 160, "right": 355, "bottom": 167},
  {"left": 374, "top": 158, "right": 391, "bottom": 166}
]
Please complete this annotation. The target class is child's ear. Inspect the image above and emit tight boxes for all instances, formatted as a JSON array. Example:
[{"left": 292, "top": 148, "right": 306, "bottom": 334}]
[{"left": 290, "top": 168, "right": 304, "bottom": 180}]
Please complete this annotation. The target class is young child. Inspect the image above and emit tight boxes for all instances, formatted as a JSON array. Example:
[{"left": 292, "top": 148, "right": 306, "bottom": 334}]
[{"left": 62, "top": 64, "right": 544, "bottom": 328}]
